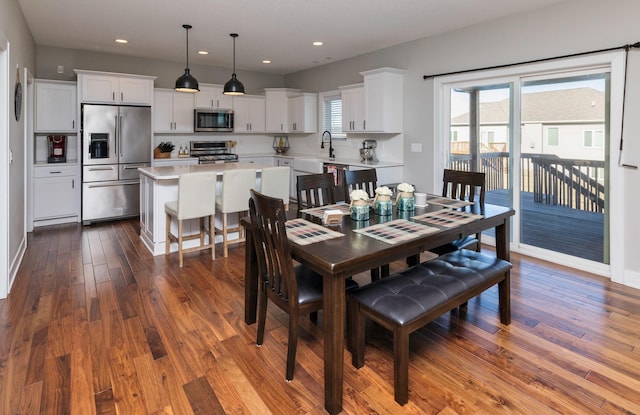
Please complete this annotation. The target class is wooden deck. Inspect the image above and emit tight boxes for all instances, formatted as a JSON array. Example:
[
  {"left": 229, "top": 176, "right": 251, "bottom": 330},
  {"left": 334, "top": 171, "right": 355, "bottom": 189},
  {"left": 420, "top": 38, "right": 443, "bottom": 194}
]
[{"left": 485, "top": 189, "right": 605, "bottom": 263}]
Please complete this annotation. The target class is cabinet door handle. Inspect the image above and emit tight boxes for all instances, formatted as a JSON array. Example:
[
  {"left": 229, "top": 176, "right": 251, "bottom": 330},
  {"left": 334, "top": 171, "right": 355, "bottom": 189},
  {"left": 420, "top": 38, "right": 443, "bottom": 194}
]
[
  {"left": 72, "top": 179, "right": 75, "bottom": 189},
  {"left": 121, "top": 92, "right": 124, "bottom": 101},
  {"left": 72, "top": 120, "right": 75, "bottom": 129},
  {"left": 363, "top": 120, "right": 366, "bottom": 130},
  {"left": 113, "top": 91, "right": 115, "bottom": 101},
  {"left": 49, "top": 171, "right": 62, "bottom": 174}
]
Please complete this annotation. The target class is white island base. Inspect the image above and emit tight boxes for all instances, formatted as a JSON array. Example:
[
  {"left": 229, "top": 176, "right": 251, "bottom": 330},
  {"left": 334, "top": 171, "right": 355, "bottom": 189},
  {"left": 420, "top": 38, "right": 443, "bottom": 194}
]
[{"left": 138, "top": 163, "right": 272, "bottom": 256}]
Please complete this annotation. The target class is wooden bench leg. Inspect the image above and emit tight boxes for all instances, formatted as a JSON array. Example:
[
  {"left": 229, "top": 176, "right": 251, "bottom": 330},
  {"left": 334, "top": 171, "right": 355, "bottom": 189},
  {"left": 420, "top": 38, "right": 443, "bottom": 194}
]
[
  {"left": 393, "top": 326, "right": 410, "bottom": 405},
  {"left": 499, "top": 271, "right": 511, "bottom": 324}
]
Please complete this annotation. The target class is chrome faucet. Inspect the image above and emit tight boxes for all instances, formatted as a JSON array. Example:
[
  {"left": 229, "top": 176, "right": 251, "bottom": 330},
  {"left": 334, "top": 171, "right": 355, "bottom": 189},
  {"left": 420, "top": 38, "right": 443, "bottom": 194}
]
[{"left": 321, "top": 130, "right": 335, "bottom": 159}]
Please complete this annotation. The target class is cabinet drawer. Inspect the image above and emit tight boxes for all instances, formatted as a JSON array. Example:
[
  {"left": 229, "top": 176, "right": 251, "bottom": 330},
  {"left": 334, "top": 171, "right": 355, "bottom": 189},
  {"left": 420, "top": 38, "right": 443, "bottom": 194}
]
[
  {"left": 33, "top": 165, "right": 78, "bottom": 178},
  {"left": 83, "top": 165, "right": 118, "bottom": 182}
]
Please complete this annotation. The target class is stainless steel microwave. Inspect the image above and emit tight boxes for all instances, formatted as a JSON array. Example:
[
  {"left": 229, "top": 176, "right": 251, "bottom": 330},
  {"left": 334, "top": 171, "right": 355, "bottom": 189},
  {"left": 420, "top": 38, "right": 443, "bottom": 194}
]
[{"left": 194, "top": 108, "right": 234, "bottom": 132}]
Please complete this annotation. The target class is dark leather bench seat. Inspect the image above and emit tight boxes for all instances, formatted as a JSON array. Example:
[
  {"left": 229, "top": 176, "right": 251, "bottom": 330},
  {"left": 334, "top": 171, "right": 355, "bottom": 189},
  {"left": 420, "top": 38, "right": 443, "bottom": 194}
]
[{"left": 348, "top": 249, "right": 512, "bottom": 405}]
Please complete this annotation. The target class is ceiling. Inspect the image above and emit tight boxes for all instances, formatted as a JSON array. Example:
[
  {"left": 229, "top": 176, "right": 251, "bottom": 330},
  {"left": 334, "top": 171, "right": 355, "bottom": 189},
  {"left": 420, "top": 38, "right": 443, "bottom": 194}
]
[{"left": 18, "top": 0, "right": 569, "bottom": 75}]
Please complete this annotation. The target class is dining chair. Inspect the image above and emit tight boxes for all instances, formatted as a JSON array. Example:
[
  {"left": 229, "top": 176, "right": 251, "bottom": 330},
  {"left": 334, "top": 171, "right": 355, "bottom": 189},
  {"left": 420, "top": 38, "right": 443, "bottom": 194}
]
[
  {"left": 296, "top": 173, "right": 344, "bottom": 216},
  {"left": 430, "top": 169, "right": 486, "bottom": 255},
  {"left": 165, "top": 172, "right": 217, "bottom": 267},
  {"left": 343, "top": 168, "right": 389, "bottom": 280},
  {"left": 344, "top": 168, "right": 377, "bottom": 198},
  {"left": 260, "top": 166, "right": 291, "bottom": 211},
  {"left": 249, "top": 189, "right": 358, "bottom": 381},
  {"left": 215, "top": 168, "right": 257, "bottom": 257}
]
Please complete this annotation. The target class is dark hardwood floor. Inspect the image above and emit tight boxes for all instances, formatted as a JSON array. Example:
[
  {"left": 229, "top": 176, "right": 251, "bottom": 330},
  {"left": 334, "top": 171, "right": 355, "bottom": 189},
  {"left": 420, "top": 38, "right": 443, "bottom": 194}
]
[{"left": 1, "top": 218, "right": 640, "bottom": 414}]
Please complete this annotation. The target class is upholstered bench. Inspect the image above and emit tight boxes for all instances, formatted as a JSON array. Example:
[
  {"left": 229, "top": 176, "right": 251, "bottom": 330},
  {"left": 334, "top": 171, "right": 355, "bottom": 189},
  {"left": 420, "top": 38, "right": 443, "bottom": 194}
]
[{"left": 347, "top": 249, "right": 512, "bottom": 405}]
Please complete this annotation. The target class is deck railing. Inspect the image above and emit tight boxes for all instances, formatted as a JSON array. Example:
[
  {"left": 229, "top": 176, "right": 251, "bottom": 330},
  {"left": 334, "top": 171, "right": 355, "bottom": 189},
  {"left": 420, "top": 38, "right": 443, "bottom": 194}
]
[{"left": 450, "top": 152, "right": 605, "bottom": 212}]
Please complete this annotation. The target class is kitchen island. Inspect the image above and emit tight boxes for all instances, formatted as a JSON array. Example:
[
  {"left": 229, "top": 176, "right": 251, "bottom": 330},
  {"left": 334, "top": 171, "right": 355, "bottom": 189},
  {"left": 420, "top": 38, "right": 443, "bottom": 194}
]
[{"left": 138, "top": 163, "right": 271, "bottom": 256}]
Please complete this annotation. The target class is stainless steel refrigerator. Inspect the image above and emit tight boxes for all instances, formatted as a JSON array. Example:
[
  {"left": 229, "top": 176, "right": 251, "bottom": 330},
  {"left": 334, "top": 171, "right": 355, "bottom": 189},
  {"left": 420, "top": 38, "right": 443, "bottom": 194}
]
[{"left": 82, "top": 104, "right": 151, "bottom": 224}]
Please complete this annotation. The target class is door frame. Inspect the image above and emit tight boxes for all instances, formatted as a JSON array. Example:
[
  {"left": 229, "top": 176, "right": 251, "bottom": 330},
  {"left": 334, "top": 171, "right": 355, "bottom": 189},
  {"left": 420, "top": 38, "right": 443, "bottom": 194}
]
[
  {"left": 433, "top": 51, "right": 625, "bottom": 279},
  {"left": 0, "top": 31, "right": 9, "bottom": 298}
]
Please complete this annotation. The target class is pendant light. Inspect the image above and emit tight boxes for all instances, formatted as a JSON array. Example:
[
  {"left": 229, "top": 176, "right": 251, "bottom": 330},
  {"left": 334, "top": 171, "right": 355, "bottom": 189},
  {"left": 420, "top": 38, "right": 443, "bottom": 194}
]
[
  {"left": 175, "top": 24, "right": 199, "bottom": 92},
  {"left": 223, "top": 33, "right": 245, "bottom": 96}
]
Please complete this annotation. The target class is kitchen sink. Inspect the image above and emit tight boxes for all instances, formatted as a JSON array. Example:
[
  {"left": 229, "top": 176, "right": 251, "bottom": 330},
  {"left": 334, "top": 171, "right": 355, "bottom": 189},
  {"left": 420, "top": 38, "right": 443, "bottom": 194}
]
[{"left": 293, "top": 158, "right": 324, "bottom": 174}]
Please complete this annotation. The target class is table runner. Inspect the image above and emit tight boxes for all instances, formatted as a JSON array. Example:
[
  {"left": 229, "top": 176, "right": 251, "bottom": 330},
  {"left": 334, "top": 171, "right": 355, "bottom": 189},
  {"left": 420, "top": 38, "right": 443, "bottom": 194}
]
[
  {"left": 353, "top": 219, "right": 438, "bottom": 245},
  {"left": 413, "top": 210, "right": 483, "bottom": 228},
  {"left": 299, "top": 202, "right": 351, "bottom": 219},
  {"left": 425, "top": 194, "right": 473, "bottom": 208},
  {"left": 286, "top": 218, "right": 345, "bottom": 246}
]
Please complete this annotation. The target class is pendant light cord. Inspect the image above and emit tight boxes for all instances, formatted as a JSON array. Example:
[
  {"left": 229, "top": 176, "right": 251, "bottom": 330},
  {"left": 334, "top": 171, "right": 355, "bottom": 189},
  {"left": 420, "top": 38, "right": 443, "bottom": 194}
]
[{"left": 185, "top": 25, "right": 190, "bottom": 70}]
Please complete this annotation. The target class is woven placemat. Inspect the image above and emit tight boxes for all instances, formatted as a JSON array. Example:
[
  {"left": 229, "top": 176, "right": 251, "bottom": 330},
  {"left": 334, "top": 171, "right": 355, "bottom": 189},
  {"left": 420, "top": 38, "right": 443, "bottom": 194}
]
[
  {"left": 413, "top": 210, "right": 483, "bottom": 228},
  {"left": 353, "top": 219, "right": 438, "bottom": 245},
  {"left": 286, "top": 218, "right": 345, "bottom": 246},
  {"left": 299, "top": 203, "right": 351, "bottom": 219},
  {"left": 425, "top": 194, "right": 473, "bottom": 208}
]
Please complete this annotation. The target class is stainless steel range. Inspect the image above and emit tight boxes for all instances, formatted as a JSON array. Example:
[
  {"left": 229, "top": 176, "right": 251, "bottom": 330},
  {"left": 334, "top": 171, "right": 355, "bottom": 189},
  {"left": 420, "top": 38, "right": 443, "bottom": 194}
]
[{"left": 190, "top": 141, "right": 239, "bottom": 164}]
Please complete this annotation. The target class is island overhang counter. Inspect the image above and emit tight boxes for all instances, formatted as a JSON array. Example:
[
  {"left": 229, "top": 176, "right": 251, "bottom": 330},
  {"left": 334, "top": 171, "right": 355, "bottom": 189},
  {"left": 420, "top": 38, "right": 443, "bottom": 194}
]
[{"left": 138, "top": 162, "right": 272, "bottom": 256}]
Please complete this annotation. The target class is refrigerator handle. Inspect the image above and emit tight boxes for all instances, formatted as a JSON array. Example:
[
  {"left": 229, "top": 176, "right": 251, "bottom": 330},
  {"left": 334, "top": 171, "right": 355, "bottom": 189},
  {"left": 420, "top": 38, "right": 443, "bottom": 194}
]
[{"left": 117, "top": 113, "right": 123, "bottom": 157}]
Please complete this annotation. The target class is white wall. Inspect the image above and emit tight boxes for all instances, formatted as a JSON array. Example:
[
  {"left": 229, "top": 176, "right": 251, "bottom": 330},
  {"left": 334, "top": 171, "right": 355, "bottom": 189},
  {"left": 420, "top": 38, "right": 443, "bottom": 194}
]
[
  {"left": 285, "top": 0, "right": 640, "bottom": 287},
  {"left": 0, "top": 0, "right": 37, "bottom": 298}
]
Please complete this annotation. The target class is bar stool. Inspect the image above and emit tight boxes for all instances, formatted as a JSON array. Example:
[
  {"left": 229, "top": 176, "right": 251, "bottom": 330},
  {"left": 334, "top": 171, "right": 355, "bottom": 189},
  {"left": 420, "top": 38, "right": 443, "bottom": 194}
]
[
  {"left": 165, "top": 172, "right": 217, "bottom": 267},
  {"left": 260, "top": 166, "right": 291, "bottom": 211},
  {"left": 215, "top": 168, "right": 257, "bottom": 257}
]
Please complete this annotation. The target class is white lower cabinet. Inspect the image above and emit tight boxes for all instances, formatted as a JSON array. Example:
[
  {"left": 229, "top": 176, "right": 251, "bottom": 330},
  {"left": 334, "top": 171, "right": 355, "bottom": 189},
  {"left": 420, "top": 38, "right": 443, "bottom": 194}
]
[{"left": 32, "top": 165, "right": 80, "bottom": 225}]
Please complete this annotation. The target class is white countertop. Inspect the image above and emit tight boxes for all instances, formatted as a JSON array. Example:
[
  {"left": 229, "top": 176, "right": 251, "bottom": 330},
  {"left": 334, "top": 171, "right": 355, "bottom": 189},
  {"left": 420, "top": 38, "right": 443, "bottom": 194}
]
[
  {"left": 139, "top": 162, "right": 272, "bottom": 180},
  {"left": 239, "top": 152, "right": 403, "bottom": 168}
]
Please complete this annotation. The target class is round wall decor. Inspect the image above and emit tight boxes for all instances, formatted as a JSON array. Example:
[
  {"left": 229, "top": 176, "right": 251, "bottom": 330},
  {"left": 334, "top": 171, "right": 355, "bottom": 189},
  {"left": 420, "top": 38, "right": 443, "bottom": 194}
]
[{"left": 14, "top": 67, "right": 22, "bottom": 121}]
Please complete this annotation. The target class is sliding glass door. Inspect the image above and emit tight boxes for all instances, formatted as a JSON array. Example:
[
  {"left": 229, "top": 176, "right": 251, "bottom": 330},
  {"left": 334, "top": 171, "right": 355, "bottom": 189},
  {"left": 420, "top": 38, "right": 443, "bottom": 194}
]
[{"left": 444, "top": 69, "right": 610, "bottom": 265}]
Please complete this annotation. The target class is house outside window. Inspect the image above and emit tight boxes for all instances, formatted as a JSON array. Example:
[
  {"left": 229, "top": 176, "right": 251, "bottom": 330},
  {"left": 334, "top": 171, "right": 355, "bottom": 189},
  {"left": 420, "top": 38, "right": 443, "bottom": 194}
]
[
  {"left": 584, "top": 130, "right": 604, "bottom": 148},
  {"left": 547, "top": 127, "right": 560, "bottom": 147}
]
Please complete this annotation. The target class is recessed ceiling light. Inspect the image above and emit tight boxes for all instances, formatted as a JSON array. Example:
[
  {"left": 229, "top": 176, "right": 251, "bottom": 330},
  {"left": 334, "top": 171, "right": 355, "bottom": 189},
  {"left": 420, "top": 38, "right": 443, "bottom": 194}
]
[
  {"left": 115, "top": 39, "right": 128, "bottom": 44},
  {"left": 262, "top": 60, "right": 271, "bottom": 64},
  {"left": 312, "top": 41, "right": 323, "bottom": 46},
  {"left": 198, "top": 51, "right": 208, "bottom": 55}
]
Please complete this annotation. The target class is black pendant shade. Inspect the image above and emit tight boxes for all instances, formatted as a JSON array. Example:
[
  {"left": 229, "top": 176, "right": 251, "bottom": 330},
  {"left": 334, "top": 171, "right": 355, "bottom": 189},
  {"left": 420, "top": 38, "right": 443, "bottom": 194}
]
[
  {"left": 223, "top": 33, "right": 245, "bottom": 96},
  {"left": 175, "top": 24, "right": 199, "bottom": 93}
]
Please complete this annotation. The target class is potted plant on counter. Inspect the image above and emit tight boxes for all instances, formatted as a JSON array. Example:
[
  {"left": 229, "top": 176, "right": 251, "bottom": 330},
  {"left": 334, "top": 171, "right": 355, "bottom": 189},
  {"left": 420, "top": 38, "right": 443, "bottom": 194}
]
[{"left": 154, "top": 142, "right": 175, "bottom": 159}]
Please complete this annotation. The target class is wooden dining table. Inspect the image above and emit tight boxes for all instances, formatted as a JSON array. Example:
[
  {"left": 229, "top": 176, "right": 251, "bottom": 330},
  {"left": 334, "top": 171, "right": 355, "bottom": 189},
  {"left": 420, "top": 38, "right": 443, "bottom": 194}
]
[{"left": 242, "top": 200, "right": 515, "bottom": 414}]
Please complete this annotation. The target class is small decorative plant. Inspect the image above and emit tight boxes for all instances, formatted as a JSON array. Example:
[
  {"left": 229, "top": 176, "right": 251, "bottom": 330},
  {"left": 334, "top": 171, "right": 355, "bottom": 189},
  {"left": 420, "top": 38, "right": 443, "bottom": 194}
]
[
  {"left": 396, "top": 182, "right": 416, "bottom": 211},
  {"left": 374, "top": 186, "right": 393, "bottom": 215},
  {"left": 397, "top": 183, "right": 415, "bottom": 194},
  {"left": 374, "top": 186, "right": 393, "bottom": 198},
  {"left": 350, "top": 189, "right": 370, "bottom": 206},
  {"left": 349, "top": 189, "right": 370, "bottom": 220}
]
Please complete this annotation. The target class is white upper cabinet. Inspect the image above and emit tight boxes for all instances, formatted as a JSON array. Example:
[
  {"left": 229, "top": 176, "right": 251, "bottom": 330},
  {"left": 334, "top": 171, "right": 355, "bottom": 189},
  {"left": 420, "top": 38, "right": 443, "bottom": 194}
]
[
  {"left": 75, "top": 70, "right": 155, "bottom": 105},
  {"left": 195, "top": 84, "right": 233, "bottom": 109},
  {"left": 265, "top": 88, "right": 298, "bottom": 133},
  {"left": 154, "top": 89, "right": 194, "bottom": 133},
  {"left": 233, "top": 95, "right": 266, "bottom": 133},
  {"left": 339, "top": 68, "right": 404, "bottom": 134},
  {"left": 287, "top": 93, "right": 317, "bottom": 133},
  {"left": 361, "top": 68, "right": 404, "bottom": 133},
  {"left": 339, "top": 84, "right": 365, "bottom": 133},
  {"left": 35, "top": 80, "right": 77, "bottom": 133}
]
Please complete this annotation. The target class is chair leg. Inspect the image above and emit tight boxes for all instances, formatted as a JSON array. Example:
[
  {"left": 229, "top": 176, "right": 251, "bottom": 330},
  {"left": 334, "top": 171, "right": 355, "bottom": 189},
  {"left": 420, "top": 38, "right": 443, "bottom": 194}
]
[
  {"left": 222, "top": 213, "right": 229, "bottom": 257},
  {"left": 393, "top": 326, "right": 410, "bottom": 405},
  {"left": 165, "top": 213, "right": 171, "bottom": 256},
  {"left": 199, "top": 217, "right": 205, "bottom": 247},
  {"left": 286, "top": 311, "right": 299, "bottom": 381},
  {"left": 178, "top": 219, "right": 184, "bottom": 268},
  {"left": 256, "top": 291, "right": 268, "bottom": 346},
  {"left": 210, "top": 215, "right": 215, "bottom": 260}
]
